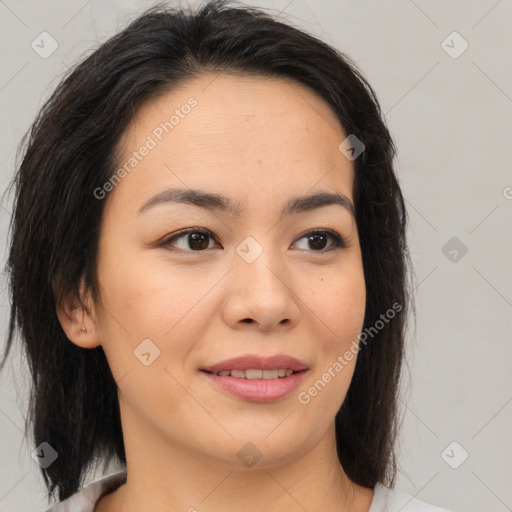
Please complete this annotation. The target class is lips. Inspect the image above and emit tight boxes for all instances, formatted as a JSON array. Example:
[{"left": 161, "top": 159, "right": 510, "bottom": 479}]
[
  {"left": 200, "top": 354, "right": 309, "bottom": 374},
  {"left": 200, "top": 354, "right": 309, "bottom": 402}
]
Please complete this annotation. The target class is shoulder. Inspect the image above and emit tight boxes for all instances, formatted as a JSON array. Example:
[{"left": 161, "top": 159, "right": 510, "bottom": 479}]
[
  {"left": 43, "top": 470, "right": 127, "bottom": 512},
  {"left": 370, "top": 482, "right": 453, "bottom": 512}
]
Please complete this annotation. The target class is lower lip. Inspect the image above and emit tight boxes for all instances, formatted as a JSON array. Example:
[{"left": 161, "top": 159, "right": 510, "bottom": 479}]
[{"left": 200, "top": 370, "right": 307, "bottom": 402}]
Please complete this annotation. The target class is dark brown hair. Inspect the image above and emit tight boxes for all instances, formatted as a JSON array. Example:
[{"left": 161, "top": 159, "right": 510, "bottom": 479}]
[{"left": 1, "top": 0, "right": 414, "bottom": 503}]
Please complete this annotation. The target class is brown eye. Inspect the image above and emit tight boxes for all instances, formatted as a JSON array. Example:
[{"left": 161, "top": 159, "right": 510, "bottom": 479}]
[
  {"left": 307, "top": 233, "right": 328, "bottom": 251},
  {"left": 293, "top": 229, "right": 346, "bottom": 252},
  {"left": 162, "top": 228, "right": 218, "bottom": 252}
]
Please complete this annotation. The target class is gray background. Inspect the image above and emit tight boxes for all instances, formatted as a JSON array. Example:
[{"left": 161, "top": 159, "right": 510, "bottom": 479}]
[{"left": 0, "top": 0, "right": 511, "bottom": 511}]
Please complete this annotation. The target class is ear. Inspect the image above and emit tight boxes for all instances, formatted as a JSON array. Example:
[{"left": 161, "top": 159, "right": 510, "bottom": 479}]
[{"left": 55, "top": 278, "right": 101, "bottom": 349}]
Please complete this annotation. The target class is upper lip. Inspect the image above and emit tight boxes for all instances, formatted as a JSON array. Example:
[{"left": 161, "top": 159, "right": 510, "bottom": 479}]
[{"left": 201, "top": 354, "right": 309, "bottom": 373}]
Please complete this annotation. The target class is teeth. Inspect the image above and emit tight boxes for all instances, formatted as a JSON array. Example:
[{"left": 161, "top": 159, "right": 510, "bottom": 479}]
[
  {"left": 213, "top": 368, "right": 298, "bottom": 379},
  {"left": 262, "top": 369, "right": 279, "bottom": 379},
  {"left": 245, "top": 369, "right": 263, "bottom": 379}
]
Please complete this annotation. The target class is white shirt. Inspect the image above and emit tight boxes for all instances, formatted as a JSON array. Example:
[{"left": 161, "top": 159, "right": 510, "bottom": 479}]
[{"left": 43, "top": 470, "right": 452, "bottom": 512}]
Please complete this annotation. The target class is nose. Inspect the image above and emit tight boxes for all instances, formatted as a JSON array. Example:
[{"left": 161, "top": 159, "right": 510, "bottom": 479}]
[{"left": 221, "top": 246, "right": 300, "bottom": 332}]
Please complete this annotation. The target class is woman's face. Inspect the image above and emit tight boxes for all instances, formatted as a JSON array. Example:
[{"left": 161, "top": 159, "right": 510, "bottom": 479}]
[{"left": 86, "top": 73, "right": 366, "bottom": 468}]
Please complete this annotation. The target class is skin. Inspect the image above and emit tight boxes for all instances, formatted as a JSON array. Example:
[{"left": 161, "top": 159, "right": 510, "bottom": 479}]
[{"left": 57, "top": 73, "right": 373, "bottom": 512}]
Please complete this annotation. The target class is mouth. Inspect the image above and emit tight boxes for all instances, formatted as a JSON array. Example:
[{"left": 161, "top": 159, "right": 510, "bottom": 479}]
[
  {"left": 199, "top": 354, "right": 309, "bottom": 402},
  {"left": 201, "top": 368, "right": 305, "bottom": 379},
  {"left": 200, "top": 354, "right": 309, "bottom": 375}
]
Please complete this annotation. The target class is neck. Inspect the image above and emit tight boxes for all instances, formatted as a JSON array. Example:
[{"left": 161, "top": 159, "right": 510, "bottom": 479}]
[{"left": 98, "top": 407, "right": 374, "bottom": 512}]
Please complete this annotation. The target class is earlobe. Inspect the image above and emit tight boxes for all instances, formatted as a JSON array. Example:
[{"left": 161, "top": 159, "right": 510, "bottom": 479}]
[{"left": 55, "top": 282, "right": 101, "bottom": 349}]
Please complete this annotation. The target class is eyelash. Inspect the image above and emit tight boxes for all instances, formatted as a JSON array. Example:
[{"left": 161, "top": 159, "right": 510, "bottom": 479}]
[{"left": 161, "top": 227, "right": 347, "bottom": 253}]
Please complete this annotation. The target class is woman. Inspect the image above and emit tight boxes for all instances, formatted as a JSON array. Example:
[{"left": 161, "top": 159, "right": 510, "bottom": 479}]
[{"left": 1, "top": 1, "right": 451, "bottom": 511}]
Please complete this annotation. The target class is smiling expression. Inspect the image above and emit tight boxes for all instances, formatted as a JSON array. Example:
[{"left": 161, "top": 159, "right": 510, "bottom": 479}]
[{"left": 87, "top": 72, "right": 366, "bottom": 468}]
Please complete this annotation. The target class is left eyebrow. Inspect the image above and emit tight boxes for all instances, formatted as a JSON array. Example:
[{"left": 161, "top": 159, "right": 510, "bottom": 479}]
[{"left": 137, "top": 188, "right": 355, "bottom": 220}]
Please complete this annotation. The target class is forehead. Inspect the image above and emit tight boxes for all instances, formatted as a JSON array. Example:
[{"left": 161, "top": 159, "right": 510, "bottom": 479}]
[{"left": 110, "top": 73, "right": 354, "bottom": 214}]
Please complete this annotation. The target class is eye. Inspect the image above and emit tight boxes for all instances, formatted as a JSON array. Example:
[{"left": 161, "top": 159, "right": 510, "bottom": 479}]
[
  {"left": 293, "top": 229, "right": 347, "bottom": 252},
  {"left": 161, "top": 228, "right": 219, "bottom": 252},
  {"left": 161, "top": 228, "right": 347, "bottom": 253}
]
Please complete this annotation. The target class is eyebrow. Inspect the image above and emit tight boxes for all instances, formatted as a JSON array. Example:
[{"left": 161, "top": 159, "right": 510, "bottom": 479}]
[{"left": 137, "top": 188, "right": 355, "bottom": 220}]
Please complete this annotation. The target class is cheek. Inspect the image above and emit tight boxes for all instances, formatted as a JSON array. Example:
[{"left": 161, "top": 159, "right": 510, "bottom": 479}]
[
  {"left": 298, "top": 262, "right": 366, "bottom": 415},
  {"left": 98, "top": 240, "right": 195, "bottom": 331},
  {"left": 95, "top": 256, "right": 207, "bottom": 422},
  {"left": 308, "top": 262, "right": 366, "bottom": 349},
  {"left": 95, "top": 247, "right": 219, "bottom": 375},
  {"left": 297, "top": 275, "right": 365, "bottom": 419}
]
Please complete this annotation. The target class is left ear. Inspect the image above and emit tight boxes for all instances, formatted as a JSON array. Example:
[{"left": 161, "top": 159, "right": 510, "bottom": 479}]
[{"left": 55, "top": 278, "right": 101, "bottom": 349}]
